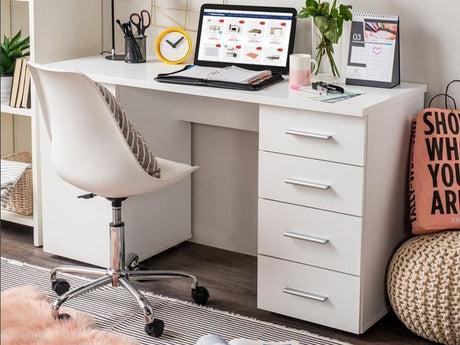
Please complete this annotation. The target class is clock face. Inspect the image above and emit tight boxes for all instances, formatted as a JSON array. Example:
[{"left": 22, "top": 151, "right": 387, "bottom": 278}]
[{"left": 159, "top": 31, "right": 190, "bottom": 63}]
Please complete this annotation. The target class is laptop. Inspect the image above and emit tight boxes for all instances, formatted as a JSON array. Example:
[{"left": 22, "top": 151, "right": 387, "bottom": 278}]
[{"left": 194, "top": 4, "right": 297, "bottom": 75}]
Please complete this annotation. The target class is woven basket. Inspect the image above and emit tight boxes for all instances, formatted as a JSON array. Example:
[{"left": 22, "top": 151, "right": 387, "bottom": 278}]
[
  {"left": 387, "top": 231, "right": 459, "bottom": 345},
  {"left": 2, "top": 151, "right": 33, "bottom": 216}
]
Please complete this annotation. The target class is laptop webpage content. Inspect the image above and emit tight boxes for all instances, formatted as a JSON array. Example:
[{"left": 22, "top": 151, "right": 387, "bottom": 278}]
[{"left": 197, "top": 8, "right": 294, "bottom": 69}]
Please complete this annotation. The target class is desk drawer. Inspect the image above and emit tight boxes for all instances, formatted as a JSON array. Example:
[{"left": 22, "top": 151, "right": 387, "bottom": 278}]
[
  {"left": 258, "top": 255, "right": 360, "bottom": 333},
  {"left": 259, "top": 151, "right": 364, "bottom": 216},
  {"left": 258, "top": 199, "right": 362, "bottom": 275},
  {"left": 259, "top": 105, "right": 366, "bottom": 166}
]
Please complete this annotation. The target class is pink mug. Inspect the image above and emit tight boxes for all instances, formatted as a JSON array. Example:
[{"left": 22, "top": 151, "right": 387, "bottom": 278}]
[{"left": 289, "top": 54, "right": 318, "bottom": 88}]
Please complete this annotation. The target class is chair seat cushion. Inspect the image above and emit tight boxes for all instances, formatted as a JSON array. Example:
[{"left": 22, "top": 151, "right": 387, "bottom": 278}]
[{"left": 96, "top": 83, "right": 160, "bottom": 178}]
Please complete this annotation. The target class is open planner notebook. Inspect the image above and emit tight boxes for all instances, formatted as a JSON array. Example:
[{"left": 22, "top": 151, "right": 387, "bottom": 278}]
[{"left": 155, "top": 65, "right": 283, "bottom": 91}]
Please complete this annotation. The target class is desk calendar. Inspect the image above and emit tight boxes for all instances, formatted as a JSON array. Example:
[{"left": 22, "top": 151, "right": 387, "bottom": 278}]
[{"left": 346, "top": 13, "right": 400, "bottom": 88}]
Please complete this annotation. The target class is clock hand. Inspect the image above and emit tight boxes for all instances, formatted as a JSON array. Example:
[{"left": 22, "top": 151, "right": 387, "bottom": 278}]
[
  {"left": 172, "top": 36, "right": 185, "bottom": 48},
  {"left": 165, "top": 39, "right": 175, "bottom": 47}
]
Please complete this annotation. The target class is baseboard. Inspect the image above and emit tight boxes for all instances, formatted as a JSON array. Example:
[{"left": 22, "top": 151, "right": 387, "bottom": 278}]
[{"left": 138, "top": 235, "right": 192, "bottom": 262}]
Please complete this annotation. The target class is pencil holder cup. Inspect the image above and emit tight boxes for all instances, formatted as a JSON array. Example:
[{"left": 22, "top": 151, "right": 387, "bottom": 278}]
[{"left": 125, "top": 36, "right": 146, "bottom": 63}]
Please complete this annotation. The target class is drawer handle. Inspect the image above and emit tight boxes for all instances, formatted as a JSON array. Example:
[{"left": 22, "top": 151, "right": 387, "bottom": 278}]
[
  {"left": 284, "top": 178, "right": 331, "bottom": 190},
  {"left": 283, "top": 287, "right": 328, "bottom": 302},
  {"left": 283, "top": 231, "right": 329, "bottom": 244},
  {"left": 285, "top": 129, "right": 332, "bottom": 140}
]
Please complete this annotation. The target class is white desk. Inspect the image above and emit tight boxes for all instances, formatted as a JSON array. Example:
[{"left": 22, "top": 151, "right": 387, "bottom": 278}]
[
  {"left": 41, "top": 55, "right": 426, "bottom": 334},
  {"left": 46, "top": 55, "right": 424, "bottom": 118}
]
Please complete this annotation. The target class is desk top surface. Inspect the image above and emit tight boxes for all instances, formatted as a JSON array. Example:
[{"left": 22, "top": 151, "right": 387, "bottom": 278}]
[{"left": 46, "top": 55, "right": 427, "bottom": 117}]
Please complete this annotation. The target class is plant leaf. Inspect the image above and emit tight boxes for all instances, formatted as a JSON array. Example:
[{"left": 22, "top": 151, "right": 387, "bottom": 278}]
[
  {"left": 331, "top": 8, "right": 339, "bottom": 18},
  {"left": 325, "top": 19, "right": 339, "bottom": 43},
  {"left": 306, "top": 0, "right": 318, "bottom": 8},
  {"left": 6, "top": 64, "right": 15, "bottom": 74},
  {"left": 337, "top": 17, "right": 344, "bottom": 37},
  {"left": 314, "top": 16, "right": 329, "bottom": 32},
  {"left": 10, "top": 30, "right": 22, "bottom": 45},
  {"left": 9, "top": 38, "right": 27, "bottom": 51},
  {"left": 339, "top": 4, "right": 353, "bottom": 21},
  {"left": 298, "top": 6, "right": 317, "bottom": 18},
  {"left": 19, "top": 43, "right": 30, "bottom": 51},
  {"left": 20, "top": 36, "right": 30, "bottom": 47},
  {"left": 8, "top": 48, "right": 22, "bottom": 58},
  {"left": 0, "top": 50, "right": 13, "bottom": 72},
  {"left": 1, "top": 32, "right": 30, "bottom": 74},
  {"left": 320, "top": 2, "right": 330, "bottom": 16}
]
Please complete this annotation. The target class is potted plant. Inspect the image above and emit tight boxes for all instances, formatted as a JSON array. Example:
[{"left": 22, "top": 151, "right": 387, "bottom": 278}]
[
  {"left": 1, "top": 31, "right": 30, "bottom": 103},
  {"left": 298, "top": 0, "right": 352, "bottom": 79}
]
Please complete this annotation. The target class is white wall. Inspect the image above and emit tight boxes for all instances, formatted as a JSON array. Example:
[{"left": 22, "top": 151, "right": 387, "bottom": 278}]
[
  {"left": 107, "top": 0, "right": 460, "bottom": 255},
  {"left": 105, "top": 0, "right": 460, "bottom": 101},
  {"left": 348, "top": 0, "right": 460, "bottom": 104}
]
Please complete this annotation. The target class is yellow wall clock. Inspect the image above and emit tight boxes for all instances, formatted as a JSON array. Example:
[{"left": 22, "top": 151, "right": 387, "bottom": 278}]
[{"left": 155, "top": 27, "right": 192, "bottom": 64}]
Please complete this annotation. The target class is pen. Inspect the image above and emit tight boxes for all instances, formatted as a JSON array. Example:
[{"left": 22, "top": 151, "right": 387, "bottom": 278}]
[
  {"left": 321, "top": 93, "right": 362, "bottom": 103},
  {"left": 290, "top": 85, "right": 323, "bottom": 95}
]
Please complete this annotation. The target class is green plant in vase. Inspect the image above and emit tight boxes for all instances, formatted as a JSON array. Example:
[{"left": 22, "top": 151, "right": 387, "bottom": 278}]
[
  {"left": 1, "top": 30, "right": 30, "bottom": 75},
  {"left": 298, "top": 0, "right": 352, "bottom": 78}
]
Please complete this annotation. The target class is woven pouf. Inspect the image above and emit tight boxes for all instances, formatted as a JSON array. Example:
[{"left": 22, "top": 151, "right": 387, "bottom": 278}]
[{"left": 387, "top": 231, "right": 459, "bottom": 345}]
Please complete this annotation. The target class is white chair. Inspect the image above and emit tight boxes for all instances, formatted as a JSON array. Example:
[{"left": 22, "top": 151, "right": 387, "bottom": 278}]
[{"left": 28, "top": 63, "right": 209, "bottom": 338}]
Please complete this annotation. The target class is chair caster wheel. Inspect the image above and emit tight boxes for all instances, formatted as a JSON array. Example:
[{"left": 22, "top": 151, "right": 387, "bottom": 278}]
[
  {"left": 131, "top": 264, "right": 148, "bottom": 271},
  {"left": 192, "top": 286, "right": 209, "bottom": 305},
  {"left": 55, "top": 313, "right": 71, "bottom": 321},
  {"left": 127, "top": 253, "right": 140, "bottom": 269},
  {"left": 145, "top": 318, "right": 164, "bottom": 337},
  {"left": 52, "top": 279, "right": 70, "bottom": 296}
]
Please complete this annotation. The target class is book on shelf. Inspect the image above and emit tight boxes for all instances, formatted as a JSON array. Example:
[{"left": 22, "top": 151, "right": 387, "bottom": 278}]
[
  {"left": 21, "top": 64, "right": 31, "bottom": 108},
  {"left": 15, "top": 57, "right": 29, "bottom": 107},
  {"left": 8, "top": 57, "right": 31, "bottom": 109},
  {"left": 9, "top": 58, "right": 24, "bottom": 107}
]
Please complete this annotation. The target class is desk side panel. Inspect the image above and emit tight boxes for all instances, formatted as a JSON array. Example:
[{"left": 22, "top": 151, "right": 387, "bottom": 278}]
[
  {"left": 360, "top": 92, "right": 424, "bottom": 331},
  {"left": 118, "top": 87, "right": 193, "bottom": 262}
]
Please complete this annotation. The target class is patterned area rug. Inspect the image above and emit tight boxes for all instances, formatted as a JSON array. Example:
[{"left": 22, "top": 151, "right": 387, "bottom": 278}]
[{"left": 1, "top": 258, "right": 352, "bottom": 345}]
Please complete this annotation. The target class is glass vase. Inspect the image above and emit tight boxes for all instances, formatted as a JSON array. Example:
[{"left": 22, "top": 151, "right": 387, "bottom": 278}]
[{"left": 311, "top": 23, "right": 349, "bottom": 84}]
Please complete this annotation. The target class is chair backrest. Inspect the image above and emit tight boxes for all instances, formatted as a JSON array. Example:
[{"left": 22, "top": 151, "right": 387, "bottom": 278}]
[{"left": 28, "top": 63, "right": 159, "bottom": 197}]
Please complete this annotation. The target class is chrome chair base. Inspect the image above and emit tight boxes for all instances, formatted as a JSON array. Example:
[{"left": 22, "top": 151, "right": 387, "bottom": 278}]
[{"left": 49, "top": 198, "right": 209, "bottom": 338}]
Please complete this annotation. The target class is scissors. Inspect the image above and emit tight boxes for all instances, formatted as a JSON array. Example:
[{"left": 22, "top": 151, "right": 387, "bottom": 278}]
[{"left": 130, "top": 10, "right": 151, "bottom": 37}]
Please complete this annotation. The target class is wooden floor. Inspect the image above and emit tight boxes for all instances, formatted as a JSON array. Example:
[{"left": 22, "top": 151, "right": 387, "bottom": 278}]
[{"left": 1, "top": 221, "right": 434, "bottom": 345}]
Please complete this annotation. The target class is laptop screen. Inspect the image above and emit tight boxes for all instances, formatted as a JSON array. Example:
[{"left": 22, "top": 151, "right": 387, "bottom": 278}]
[{"left": 194, "top": 5, "right": 297, "bottom": 74}]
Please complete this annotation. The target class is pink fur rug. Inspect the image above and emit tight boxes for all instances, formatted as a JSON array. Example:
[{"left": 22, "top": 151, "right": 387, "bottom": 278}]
[{"left": 1, "top": 285, "right": 136, "bottom": 345}]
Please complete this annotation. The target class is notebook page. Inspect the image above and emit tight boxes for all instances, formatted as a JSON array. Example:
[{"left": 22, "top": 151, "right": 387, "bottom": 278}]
[
  {"left": 172, "top": 66, "right": 222, "bottom": 79},
  {"left": 208, "top": 66, "right": 271, "bottom": 83},
  {"left": 171, "top": 65, "right": 271, "bottom": 83}
]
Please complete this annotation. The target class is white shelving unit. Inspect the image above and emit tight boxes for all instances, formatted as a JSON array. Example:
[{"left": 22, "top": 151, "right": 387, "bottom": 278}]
[
  {"left": 1, "top": 0, "right": 40, "bottom": 245},
  {"left": 1, "top": 210, "right": 34, "bottom": 227},
  {"left": 2, "top": 0, "right": 103, "bottom": 248},
  {"left": 0, "top": 101, "right": 33, "bottom": 228},
  {"left": 1, "top": 102, "right": 32, "bottom": 117}
]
